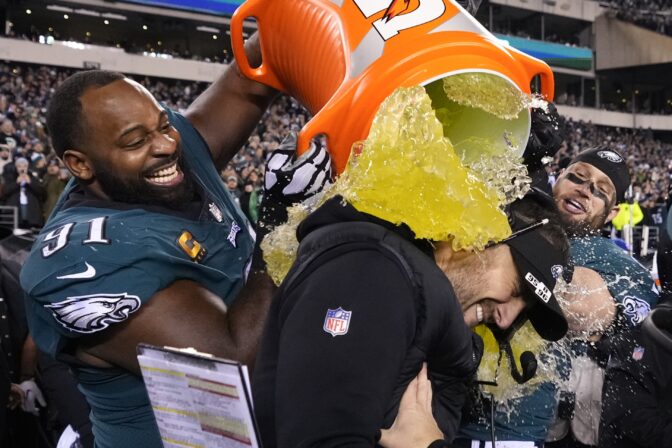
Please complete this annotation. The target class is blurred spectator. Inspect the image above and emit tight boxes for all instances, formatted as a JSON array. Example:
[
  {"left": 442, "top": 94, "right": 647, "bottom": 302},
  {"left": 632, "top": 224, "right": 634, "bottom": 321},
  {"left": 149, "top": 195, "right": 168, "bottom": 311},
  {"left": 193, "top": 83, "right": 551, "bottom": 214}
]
[
  {"left": 0, "top": 145, "right": 12, "bottom": 177},
  {"left": 0, "top": 158, "right": 45, "bottom": 229},
  {"left": 41, "top": 159, "right": 68, "bottom": 219},
  {"left": 226, "top": 175, "right": 242, "bottom": 206},
  {"left": 0, "top": 119, "right": 19, "bottom": 151},
  {"left": 240, "top": 181, "right": 260, "bottom": 224}
]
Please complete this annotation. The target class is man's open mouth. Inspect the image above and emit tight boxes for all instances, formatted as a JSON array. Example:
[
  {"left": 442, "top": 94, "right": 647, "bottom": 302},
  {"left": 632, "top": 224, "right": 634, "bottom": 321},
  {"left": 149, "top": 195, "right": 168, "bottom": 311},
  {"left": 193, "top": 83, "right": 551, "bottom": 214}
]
[
  {"left": 563, "top": 198, "right": 586, "bottom": 214},
  {"left": 145, "top": 161, "right": 184, "bottom": 186}
]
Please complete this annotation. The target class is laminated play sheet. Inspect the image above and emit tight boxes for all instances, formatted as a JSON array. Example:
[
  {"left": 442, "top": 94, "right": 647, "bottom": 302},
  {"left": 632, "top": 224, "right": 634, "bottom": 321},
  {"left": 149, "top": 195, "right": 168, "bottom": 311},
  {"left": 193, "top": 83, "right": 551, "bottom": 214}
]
[{"left": 137, "top": 344, "right": 259, "bottom": 448}]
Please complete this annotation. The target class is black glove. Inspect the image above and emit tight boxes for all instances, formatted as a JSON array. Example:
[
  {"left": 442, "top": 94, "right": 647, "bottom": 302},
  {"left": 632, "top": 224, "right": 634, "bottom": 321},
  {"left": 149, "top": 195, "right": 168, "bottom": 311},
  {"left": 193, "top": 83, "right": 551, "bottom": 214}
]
[
  {"left": 523, "top": 102, "right": 564, "bottom": 171},
  {"left": 252, "top": 132, "right": 333, "bottom": 271}
]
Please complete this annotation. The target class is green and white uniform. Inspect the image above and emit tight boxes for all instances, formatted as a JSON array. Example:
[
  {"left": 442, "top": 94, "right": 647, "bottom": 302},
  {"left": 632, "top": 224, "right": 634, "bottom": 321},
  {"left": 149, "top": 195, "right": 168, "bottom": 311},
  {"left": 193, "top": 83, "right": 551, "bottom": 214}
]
[{"left": 20, "top": 109, "right": 253, "bottom": 448}]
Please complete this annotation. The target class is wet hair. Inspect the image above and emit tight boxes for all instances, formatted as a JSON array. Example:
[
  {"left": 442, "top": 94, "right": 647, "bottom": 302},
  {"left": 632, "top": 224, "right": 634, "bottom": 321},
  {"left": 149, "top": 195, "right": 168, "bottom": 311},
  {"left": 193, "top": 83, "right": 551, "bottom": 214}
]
[{"left": 46, "top": 70, "right": 126, "bottom": 158}]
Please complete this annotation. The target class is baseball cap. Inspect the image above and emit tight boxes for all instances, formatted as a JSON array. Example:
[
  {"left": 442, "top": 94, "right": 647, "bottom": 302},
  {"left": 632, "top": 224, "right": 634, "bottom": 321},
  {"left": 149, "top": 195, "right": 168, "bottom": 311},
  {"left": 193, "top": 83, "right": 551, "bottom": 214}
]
[
  {"left": 506, "top": 230, "right": 568, "bottom": 341},
  {"left": 502, "top": 189, "right": 570, "bottom": 341},
  {"left": 569, "top": 146, "right": 630, "bottom": 203}
]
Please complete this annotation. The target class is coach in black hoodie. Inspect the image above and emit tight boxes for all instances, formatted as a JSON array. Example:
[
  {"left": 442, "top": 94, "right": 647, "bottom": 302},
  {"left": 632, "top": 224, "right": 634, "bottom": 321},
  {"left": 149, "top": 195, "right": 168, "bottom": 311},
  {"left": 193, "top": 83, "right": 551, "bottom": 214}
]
[{"left": 253, "top": 190, "right": 570, "bottom": 448}]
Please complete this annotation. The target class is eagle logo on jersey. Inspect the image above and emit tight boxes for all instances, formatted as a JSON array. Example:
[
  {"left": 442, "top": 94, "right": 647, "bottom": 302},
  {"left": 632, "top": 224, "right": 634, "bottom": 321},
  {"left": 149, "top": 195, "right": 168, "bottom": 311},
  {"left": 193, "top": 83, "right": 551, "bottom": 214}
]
[
  {"left": 45, "top": 293, "right": 141, "bottom": 334},
  {"left": 622, "top": 296, "right": 651, "bottom": 325}
]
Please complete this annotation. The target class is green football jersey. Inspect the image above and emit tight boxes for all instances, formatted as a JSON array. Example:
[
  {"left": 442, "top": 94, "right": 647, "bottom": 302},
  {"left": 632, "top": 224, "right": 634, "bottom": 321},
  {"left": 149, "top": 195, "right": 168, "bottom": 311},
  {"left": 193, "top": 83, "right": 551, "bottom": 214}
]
[
  {"left": 20, "top": 109, "right": 254, "bottom": 448},
  {"left": 570, "top": 235, "right": 659, "bottom": 326}
]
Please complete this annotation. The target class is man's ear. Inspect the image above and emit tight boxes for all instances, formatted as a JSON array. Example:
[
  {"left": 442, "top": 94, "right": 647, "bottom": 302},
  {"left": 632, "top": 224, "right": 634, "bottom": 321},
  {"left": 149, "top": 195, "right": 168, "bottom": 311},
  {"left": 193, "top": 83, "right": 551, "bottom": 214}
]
[
  {"left": 605, "top": 204, "right": 620, "bottom": 224},
  {"left": 434, "top": 241, "right": 456, "bottom": 274},
  {"left": 63, "top": 150, "right": 94, "bottom": 181}
]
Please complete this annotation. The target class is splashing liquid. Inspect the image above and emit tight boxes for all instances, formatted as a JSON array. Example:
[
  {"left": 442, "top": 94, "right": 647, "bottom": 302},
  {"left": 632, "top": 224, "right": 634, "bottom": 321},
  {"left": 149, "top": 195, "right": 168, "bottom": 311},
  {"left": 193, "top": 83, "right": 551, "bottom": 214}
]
[
  {"left": 341, "top": 85, "right": 511, "bottom": 246},
  {"left": 263, "top": 73, "right": 539, "bottom": 285},
  {"left": 474, "top": 322, "right": 567, "bottom": 403}
]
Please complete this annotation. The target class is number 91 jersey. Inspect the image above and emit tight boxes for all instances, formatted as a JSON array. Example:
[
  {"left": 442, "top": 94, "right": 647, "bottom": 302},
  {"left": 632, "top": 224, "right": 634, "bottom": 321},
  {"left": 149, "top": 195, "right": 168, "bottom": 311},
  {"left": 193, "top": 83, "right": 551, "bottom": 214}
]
[{"left": 20, "top": 109, "right": 254, "bottom": 358}]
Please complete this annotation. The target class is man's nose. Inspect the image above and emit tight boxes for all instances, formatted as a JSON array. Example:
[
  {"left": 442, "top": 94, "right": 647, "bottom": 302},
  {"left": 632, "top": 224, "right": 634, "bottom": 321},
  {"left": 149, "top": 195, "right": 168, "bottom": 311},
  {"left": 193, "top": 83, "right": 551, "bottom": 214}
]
[
  {"left": 574, "top": 180, "right": 593, "bottom": 197},
  {"left": 150, "top": 131, "right": 177, "bottom": 156},
  {"left": 495, "top": 308, "right": 517, "bottom": 330},
  {"left": 495, "top": 301, "right": 526, "bottom": 330}
]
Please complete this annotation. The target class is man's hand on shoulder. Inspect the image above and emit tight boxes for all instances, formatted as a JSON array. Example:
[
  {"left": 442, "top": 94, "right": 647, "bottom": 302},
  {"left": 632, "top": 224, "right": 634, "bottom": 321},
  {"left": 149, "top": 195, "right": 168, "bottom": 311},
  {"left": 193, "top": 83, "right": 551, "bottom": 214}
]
[{"left": 380, "top": 364, "right": 446, "bottom": 448}]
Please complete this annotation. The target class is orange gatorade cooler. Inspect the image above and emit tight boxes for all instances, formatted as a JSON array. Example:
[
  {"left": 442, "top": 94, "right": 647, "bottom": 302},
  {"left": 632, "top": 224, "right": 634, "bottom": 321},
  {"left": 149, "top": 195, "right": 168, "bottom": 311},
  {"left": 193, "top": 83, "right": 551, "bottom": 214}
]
[{"left": 231, "top": 0, "right": 555, "bottom": 174}]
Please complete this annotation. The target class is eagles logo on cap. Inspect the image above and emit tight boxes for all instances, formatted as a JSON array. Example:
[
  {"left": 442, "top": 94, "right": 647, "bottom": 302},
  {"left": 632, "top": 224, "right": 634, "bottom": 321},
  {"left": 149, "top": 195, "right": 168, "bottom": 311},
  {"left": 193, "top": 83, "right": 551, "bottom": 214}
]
[{"left": 597, "top": 150, "right": 623, "bottom": 163}]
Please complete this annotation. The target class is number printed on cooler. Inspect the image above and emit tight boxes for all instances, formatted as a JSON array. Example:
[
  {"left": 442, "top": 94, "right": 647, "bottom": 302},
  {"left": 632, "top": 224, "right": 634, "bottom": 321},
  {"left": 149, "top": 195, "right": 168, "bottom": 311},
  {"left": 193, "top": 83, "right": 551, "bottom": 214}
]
[{"left": 352, "top": 0, "right": 447, "bottom": 40}]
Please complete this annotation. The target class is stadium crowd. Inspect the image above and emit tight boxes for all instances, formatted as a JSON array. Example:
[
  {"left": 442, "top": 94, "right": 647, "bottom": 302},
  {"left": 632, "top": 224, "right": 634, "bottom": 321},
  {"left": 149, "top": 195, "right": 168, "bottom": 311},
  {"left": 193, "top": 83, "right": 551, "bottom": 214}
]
[
  {"left": 1, "top": 60, "right": 671, "bottom": 448},
  {"left": 602, "top": 0, "right": 672, "bottom": 37},
  {"left": 2, "top": 62, "right": 669, "bottom": 232}
]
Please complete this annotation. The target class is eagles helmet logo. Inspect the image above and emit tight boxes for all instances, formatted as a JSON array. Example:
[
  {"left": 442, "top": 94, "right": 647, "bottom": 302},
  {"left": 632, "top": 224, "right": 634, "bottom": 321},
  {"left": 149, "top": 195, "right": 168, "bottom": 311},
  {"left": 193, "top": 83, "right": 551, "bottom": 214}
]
[
  {"left": 45, "top": 293, "right": 141, "bottom": 334},
  {"left": 622, "top": 296, "right": 651, "bottom": 325},
  {"left": 597, "top": 150, "right": 623, "bottom": 163}
]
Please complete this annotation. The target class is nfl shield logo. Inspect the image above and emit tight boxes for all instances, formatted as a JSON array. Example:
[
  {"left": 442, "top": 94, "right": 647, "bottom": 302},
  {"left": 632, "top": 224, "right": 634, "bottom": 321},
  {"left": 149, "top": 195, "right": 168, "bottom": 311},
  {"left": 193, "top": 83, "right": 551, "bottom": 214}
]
[
  {"left": 632, "top": 346, "right": 645, "bottom": 361},
  {"left": 323, "top": 307, "right": 352, "bottom": 337}
]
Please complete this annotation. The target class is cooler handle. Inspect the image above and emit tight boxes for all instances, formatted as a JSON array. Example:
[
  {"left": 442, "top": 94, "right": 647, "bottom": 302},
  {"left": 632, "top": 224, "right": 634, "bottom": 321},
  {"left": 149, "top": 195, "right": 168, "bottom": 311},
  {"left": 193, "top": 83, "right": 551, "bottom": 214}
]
[{"left": 230, "top": 0, "right": 284, "bottom": 91}]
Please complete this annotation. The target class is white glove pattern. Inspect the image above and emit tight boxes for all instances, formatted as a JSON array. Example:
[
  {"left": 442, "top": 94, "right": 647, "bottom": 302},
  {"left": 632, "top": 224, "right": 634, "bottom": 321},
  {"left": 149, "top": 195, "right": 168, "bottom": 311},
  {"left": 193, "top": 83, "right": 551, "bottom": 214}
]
[
  {"left": 19, "top": 379, "right": 47, "bottom": 416},
  {"left": 263, "top": 132, "right": 333, "bottom": 203}
]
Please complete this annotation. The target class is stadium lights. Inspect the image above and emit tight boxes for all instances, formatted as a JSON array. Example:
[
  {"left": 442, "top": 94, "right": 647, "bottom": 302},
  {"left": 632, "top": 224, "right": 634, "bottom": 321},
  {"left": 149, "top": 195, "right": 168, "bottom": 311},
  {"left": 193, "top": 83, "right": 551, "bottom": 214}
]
[
  {"left": 74, "top": 9, "right": 102, "bottom": 18},
  {"left": 26, "top": 9, "right": 31, "bottom": 14},
  {"left": 197, "top": 25, "right": 220, "bottom": 34},
  {"left": 47, "top": 5, "right": 73, "bottom": 13},
  {"left": 101, "top": 12, "right": 128, "bottom": 21},
  {"left": 104, "top": 20, "right": 109, "bottom": 25},
  {"left": 64, "top": 14, "right": 69, "bottom": 19}
]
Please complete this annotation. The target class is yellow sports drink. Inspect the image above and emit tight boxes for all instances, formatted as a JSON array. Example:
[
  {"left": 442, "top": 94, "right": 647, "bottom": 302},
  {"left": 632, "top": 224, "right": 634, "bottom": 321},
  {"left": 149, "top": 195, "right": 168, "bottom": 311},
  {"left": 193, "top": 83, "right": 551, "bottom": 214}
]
[{"left": 231, "top": 0, "right": 555, "bottom": 174}]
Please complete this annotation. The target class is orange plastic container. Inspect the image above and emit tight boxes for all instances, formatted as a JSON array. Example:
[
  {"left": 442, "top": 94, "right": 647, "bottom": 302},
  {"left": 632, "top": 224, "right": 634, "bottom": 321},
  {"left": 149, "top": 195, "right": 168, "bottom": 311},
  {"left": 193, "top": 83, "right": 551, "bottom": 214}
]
[{"left": 231, "top": 0, "right": 555, "bottom": 174}]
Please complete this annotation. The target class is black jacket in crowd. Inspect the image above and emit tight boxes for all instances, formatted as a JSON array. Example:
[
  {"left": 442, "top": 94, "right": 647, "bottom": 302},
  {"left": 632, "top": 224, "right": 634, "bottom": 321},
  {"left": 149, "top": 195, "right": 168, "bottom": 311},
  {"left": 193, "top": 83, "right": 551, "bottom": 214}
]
[
  {"left": 1, "top": 170, "right": 46, "bottom": 228},
  {"left": 253, "top": 196, "right": 483, "bottom": 448}
]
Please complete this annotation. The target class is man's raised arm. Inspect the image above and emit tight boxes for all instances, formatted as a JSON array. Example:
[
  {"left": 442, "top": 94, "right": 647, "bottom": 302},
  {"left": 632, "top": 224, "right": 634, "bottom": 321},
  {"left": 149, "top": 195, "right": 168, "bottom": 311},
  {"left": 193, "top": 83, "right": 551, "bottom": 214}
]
[{"left": 186, "top": 34, "right": 278, "bottom": 170}]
